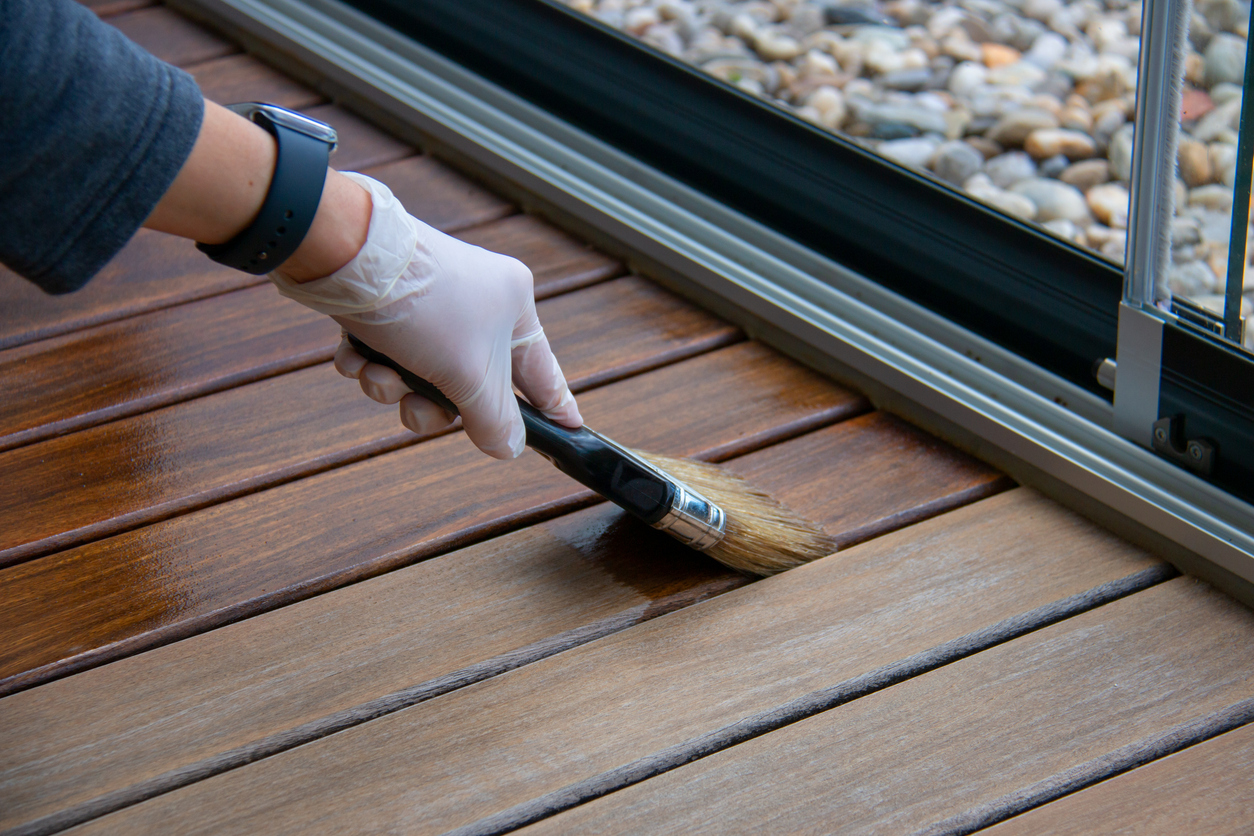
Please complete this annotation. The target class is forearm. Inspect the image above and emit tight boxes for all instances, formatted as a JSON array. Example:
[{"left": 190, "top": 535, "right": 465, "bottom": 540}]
[{"left": 143, "top": 99, "right": 371, "bottom": 283}]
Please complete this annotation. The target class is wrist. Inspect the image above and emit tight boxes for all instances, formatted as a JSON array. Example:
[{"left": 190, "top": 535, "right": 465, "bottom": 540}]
[{"left": 274, "top": 169, "right": 372, "bottom": 283}]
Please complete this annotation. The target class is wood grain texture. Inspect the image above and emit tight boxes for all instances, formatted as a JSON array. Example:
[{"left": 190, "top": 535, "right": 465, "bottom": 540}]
[
  {"left": 0, "top": 233, "right": 256, "bottom": 351},
  {"left": 0, "top": 276, "right": 738, "bottom": 559},
  {"left": 521, "top": 578, "right": 1254, "bottom": 836},
  {"left": 0, "top": 409, "right": 1009, "bottom": 833},
  {"left": 985, "top": 722, "right": 1254, "bottom": 836},
  {"left": 0, "top": 491, "right": 742, "bottom": 835},
  {"left": 107, "top": 6, "right": 237, "bottom": 67},
  {"left": 0, "top": 236, "right": 628, "bottom": 451},
  {"left": 363, "top": 156, "right": 515, "bottom": 233},
  {"left": 304, "top": 105, "right": 414, "bottom": 172},
  {"left": 0, "top": 343, "right": 862, "bottom": 696},
  {"left": 191, "top": 54, "right": 322, "bottom": 110},
  {"left": 48, "top": 490, "right": 1161, "bottom": 836}
]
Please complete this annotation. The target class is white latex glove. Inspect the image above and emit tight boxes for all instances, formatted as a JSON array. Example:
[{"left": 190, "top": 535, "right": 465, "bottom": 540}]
[{"left": 271, "top": 172, "right": 581, "bottom": 459}]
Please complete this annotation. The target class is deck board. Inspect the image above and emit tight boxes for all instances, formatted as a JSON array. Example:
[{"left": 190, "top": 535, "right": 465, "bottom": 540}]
[
  {"left": 107, "top": 6, "right": 237, "bottom": 66},
  {"left": 0, "top": 343, "right": 865, "bottom": 696},
  {"left": 0, "top": 154, "right": 520, "bottom": 351},
  {"left": 518, "top": 578, "right": 1252, "bottom": 835},
  {"left": 0, "top": 277, "right": 739, "bottom": 559},
  {"left": 0, "top": 240, "right": 627, "bottom": 451},
  {"left": 984, "top": 722, "right": 1254, "bottom": 836},
  {"left": 191, "top": 54, "right": 322, "bottom": 110},
  {"left": 42, "top": 490, "right": 1162, "bottom": 836},
  {"left": 6, "top": 5, "right": 1237, "bottom": 833}
]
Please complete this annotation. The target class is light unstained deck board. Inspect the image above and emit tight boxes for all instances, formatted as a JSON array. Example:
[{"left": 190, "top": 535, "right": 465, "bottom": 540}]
[
  {"left": 0, "top": 342, "right": 863, "bottom": 695},
  {"left": 0, "top": 239, "right": 626, "bottom": 452},
  {"left": 0, "top": 412, "right": 1009, "bottom": 833},
  {"left": 107, "top": 6, "right": 238, "bottom": 67},
  {"left": 520, "top": 578, "right": 1253, "bottom": 836},
  {"left": 51, "top": 490, "right": 1163, "bottom": 836},
  {"left": 984, "top": 722, "right": 1254, "bottom": 836}
]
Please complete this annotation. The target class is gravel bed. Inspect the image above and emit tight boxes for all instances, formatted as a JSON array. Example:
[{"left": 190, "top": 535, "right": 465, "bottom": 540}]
[{"left": 563, "top": 0, "right": 1254, "bottom": 347}]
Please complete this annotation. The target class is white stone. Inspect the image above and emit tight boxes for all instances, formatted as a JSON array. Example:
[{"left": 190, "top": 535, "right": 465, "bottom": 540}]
[
  {"left": 877, "top": 137, "right": 940, "bottom": 169},
  {"left": 1010, "top": 177, "right": 1092, "bottom": 223}
]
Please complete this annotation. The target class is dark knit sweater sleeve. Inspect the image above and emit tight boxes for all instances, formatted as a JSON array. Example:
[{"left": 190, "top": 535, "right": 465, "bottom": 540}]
[{"left": 0, "top": 0, "right": 204, "bottom": 293}]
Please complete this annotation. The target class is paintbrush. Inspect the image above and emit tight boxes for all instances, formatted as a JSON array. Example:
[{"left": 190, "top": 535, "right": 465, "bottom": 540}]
[{"left": 347, "top": 335, "right": 836, "bottom": 575}]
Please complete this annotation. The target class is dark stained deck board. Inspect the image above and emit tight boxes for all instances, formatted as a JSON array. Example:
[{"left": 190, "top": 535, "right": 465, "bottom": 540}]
[
  {"left": 518, "top": 578, "right": 1253, "bottom": 836},
  {"left": 37, "top": 490, "right": 1164, "bottom": 836},
  {"left": 107, "top": 5, "right": 238, "bottom": 67},
  {"left": 0, "top": 276, "right": 740, "bottom": 559},
  {"left": 0, "top": 342, "right": 867, "bottom": 696},
  {"left": 0, "top": 155, "right": 525, "bottom": 352},
  {"left": 0, "top": 240, "right": 627, "bottom": 452},
  {"left": 984, "top": 722, "right": 1254, "bottom": 836},
  {"left": 190, "top": 54, "right": 323, "bottom": 110}
]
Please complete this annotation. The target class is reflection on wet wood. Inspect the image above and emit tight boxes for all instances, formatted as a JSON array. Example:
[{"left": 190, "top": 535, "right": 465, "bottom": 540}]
[
  {"left": 107, "top": 6, "right": 237, "bottom": 67},
  {"left": 43, "top": 491, "right": 1163, "bottom": 835},
  {"left": 985, "top": 722, "right": 1254, "bottom": 836},
  {"left": 0, "top": 277, "right": 738, "bottom": 557},
  {"left": 0, "top": 343, "right": 864, "bottom": 695},
  {"left": 522, "top": 579, "right": 1252, "bottom": 836},
  {"left": 0, "top": 235, "right": 628, "bottom": 450},
  {"left": 191, "top": 54, "right": 323, "bottom": 110}
]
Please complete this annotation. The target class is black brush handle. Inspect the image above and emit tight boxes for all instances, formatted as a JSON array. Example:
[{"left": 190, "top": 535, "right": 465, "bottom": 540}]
[{"left": 346, "top": 334, "right": 674, "bottom": 525}]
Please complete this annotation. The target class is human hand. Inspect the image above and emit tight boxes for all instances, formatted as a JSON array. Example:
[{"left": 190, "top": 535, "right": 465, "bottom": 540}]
[{"left": 271, "top": 172, "right": 581, "bottom": 459}]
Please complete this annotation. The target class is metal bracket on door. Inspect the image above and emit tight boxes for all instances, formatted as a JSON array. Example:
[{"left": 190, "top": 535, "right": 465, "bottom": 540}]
[{"left": 1151, "top": 415, "right": 1216, "bottom": 477}]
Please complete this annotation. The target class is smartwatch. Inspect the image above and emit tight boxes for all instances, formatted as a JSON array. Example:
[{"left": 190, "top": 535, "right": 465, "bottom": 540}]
[{"left": 197, "top": 103, "right": 338, "bottom": 274}]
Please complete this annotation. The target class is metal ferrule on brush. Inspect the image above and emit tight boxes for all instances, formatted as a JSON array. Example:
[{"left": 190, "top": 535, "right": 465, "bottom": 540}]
[
  {"left": 582, "top": 428, "right": 728, "bottom": 551},
  {"left": 652, "top": 480, "right": 727, "bottom": 551}
]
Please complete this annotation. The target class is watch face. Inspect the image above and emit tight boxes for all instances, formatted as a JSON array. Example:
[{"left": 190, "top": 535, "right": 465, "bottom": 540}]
[{"left": 228, "top": 102, "right": 338, "bottom": 151}]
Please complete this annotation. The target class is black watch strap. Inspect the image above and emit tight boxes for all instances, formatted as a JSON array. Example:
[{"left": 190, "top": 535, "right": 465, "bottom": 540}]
[{"left": 197, "top": 105, "right": 335, "bottom": 274}]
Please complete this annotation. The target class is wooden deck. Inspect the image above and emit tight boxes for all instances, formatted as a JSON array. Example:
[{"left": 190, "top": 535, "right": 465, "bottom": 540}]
[{"left": 2, "top": 4, "right": 1252, "bottom": 834}]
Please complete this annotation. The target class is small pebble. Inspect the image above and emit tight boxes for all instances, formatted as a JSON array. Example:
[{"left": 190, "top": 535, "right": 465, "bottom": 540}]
[
  {"left": 932, "top": 139, "right": 985, "bottom": 184},
  {"left": 878, "top": 136, "right": 941, "bottom": 168},
  {"left": 1087, "top": 182, "right": 1130, "bottom": 228},
  {"left": 1107, "top": 124, "right": 1134, "bottom": 181},
  {"left": 987, "top": 108, "right": 1059, "bottom": 146},
  {"left": 1178, "top": 139, "right": 1214, "bottom": 187},
  {"left": 1060, "top": 158, "right": 1111, "bottom": 190},
  {"left": 981, "top": 42, "right": 1022, "bottom": 68},
  {"left": 1190, "top": 184, "right": 1235, "bottom": 212},
  {"left": 1010, "top": 177, "right": 1091, "bottom": 223},
  {"left": 986, "top": 151, "right": 1039, "bottom": 187},
  {"left": 1205, "top": 32, "right": 1247, "bottom": 88},
  {"left": 1024, "top": 128, "right": 1097, "bottom": 160}
]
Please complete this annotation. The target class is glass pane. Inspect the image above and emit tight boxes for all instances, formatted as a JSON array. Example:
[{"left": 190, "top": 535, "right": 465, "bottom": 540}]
[
  {"left": 562, "top": 0, "right": 1253, "bottom": 351},
  {"left": 1168, "top": 0, "right": 1252, "bottom": 352}
]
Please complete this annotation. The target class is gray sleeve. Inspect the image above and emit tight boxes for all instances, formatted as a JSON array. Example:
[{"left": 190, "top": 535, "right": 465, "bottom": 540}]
[{"left": 0, "top": 0, "right": 205, "bottom": 294}]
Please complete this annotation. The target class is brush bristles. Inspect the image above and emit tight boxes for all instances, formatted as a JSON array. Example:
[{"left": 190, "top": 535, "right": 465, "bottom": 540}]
[{"left": 635, "top": 451, "right": 838, "bottom": 576}]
